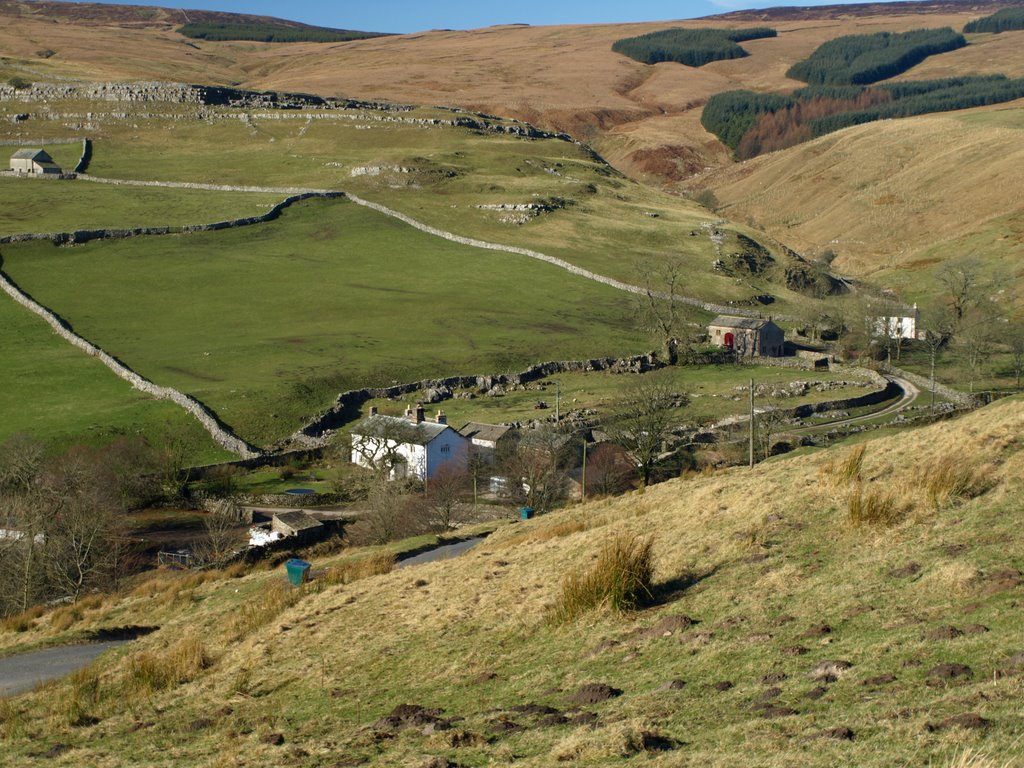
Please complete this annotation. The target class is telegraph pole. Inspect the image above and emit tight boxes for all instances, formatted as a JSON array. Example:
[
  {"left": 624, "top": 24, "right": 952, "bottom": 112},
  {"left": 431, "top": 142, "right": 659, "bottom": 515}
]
[{"left": 748, "top": 377, "right": 755, "bottom": 468}]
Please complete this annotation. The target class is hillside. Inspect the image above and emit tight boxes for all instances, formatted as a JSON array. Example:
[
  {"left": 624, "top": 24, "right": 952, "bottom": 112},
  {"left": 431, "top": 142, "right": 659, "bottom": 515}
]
[
  {"left": 1, "top": 396, "right": 1022, "bottom": 765},
  {"left": 702, "top": 105, "right": 1024, "bottom": 288}
]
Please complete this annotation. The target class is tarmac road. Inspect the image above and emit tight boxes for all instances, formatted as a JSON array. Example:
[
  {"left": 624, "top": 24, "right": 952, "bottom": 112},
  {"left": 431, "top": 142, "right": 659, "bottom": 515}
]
[{"left": 0, "top": 641, "right": 127, "bottom": 697}]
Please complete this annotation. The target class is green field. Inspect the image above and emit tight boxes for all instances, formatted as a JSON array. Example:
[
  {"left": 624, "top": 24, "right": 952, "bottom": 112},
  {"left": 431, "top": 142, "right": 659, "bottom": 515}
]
[
  {"left": 0, "top": 290, "right": 227, "bottom": 459},
  {"left": 1, "top": 197, "right": 654, "bottom": 446},
  {"left": 0, "top": 177, "right": 282, "bottom": 236}
]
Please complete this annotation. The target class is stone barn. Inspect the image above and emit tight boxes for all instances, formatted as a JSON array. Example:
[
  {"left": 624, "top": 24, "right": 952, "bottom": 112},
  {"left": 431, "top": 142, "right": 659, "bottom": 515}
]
[
  {"left": 9, "top": 148, "right": 61, "bottom": 175},
  {"left": 709, "top": 315, "right": 785, "bottom": 357}
]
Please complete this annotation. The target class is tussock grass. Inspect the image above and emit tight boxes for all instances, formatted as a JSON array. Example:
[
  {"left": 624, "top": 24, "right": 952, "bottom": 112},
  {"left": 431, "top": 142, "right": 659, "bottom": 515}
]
[
  {"left": 124, "top": 632, "right": 209, "bottom": 695},
  {"left": 0, "top": 604, "right": 45, "bottom": 633},
  {"left": 551, "top": 532, "right": 654, "bottom": 624},
  {"left": 921, "top": 455, "right": 984, "bottom": 509},
  {"left": 823, "top": 443, "right": 866, "bottom": 485},
  {"left": 318, "top": 552, "right": 396, "bottom": 588},
  {"left": 227, "top": 582, "right": 302, "bottom": 640},
  {"left": 847, "top": 482, "right": 907, "bottom": 527},
  {"left": 940, "top": 748, "right": 1020, "bottom": 768},
  {"left": 550, "top": 720, "right": 670, "bottom": 761},
  {"left": 48, "top": 603, "right": 83, "bottom": 632}
]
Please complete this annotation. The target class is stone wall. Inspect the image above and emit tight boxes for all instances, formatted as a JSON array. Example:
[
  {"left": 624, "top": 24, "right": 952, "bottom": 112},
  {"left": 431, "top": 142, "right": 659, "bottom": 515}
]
[
  {"left": 881, "top": 364, "right": 984, "bottom": 408},
  {"left": 0, "top": 270, "right": 260, "bottom": 458},
  {"left": 74, "top": 137, "right": 91, "bottom": 174},
  {"left": 0, "top": 190, "right": 343, "bottom": 246}
]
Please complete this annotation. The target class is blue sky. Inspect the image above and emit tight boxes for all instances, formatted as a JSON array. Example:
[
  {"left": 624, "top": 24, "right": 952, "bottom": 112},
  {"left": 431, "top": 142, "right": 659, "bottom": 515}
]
[{"left": 71, "top": 0, "right": 924, "bottom": 34}]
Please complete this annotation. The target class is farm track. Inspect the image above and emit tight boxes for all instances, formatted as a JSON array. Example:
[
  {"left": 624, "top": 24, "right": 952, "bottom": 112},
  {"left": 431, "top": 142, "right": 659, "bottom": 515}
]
[{"left": 1, "top": 173, "right": 789, "bottom": 456}]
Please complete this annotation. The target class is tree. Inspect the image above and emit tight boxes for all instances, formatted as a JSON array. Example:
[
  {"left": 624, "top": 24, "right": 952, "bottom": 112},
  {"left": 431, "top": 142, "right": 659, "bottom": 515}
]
[
  {"left": 349, "top": 414, "right": 426, "bottom": 480},
  {"left": 423, "top": 465, "right": 469, "bottom": 531},
  {"left": 499, "top": 426, "right": 573, "bottom": 512},
  {"left": 752, "top": 390, "right": 792, "bottom": 461},
  {"left": 583, "top": 442, "right": 634, "bottom": 497},
  {"left": 195, "top": 500, "right": 245, "bottom": 567},
  {"left": 957, "top": 302, "right": 1000, "bottom": 393},
  {"left": 152, "top": 419, "right": 202, "bottom": 501},
  {"left": 937, "top": 259, "right": 983, "bottom": 332},
  {"left": 361, "top": 478, "right": 428, "bottom": 545},
  {"left": 603, "top": 381, "right": 688, "bottom": 487},
  {"left": 1007, "top": 321, "right": 1024, "bottom": 391},
  {"left": 918, "top": 302, "right": 954, "bottom": 413},
  {"left": 634, "top": 258, "right": 686, "bottom": 365}
]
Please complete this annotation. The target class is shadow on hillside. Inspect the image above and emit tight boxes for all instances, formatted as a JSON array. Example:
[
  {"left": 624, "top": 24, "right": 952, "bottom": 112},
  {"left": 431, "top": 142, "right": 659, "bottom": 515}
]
[{"left": 647, "top": 565, "right": 719, "bottom": 608}]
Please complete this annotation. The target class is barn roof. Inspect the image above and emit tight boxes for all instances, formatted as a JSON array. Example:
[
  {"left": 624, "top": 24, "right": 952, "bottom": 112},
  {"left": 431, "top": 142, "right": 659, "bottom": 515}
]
[
  {"left": 352, "top": 414, "right": 453, "bottom": 446},
  {"left": 457, "top": 422, "right": 511, "bottom": 444},
  {"left": 272, "top": 510, "right": 323, "bottom": 532},
  {"left": 709, "top": 315, "right": 774, "bottom": 331},
  {"left": 10, "top": 148, "right": 51, "bottom": 161}
]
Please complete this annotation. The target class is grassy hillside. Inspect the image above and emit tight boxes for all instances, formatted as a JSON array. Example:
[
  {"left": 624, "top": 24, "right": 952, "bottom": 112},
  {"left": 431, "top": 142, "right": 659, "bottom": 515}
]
[
  {"left": 0, "top": 290, "right": 226, "bottom": 459},
  {"left": 2, "top": 396, "right": 1022, "bottom": 765},
  {"left": 0, "top": 179, "right": 280, "bottom": 236},
  {"left": 703, "top": 106, "right": 1024, "bottom": 290}
]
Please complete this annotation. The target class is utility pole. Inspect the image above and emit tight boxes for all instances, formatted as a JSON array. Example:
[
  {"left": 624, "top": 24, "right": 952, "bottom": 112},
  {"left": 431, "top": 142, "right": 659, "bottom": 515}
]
[
  {"left": 555, "top": 381, "right": 560, "bottom": 424},
  {"left": 748, "top": 377, "right": 755, "bottom": 468},
  {"left": 581, "top": 440, "right": 587, "bottom": 503}
]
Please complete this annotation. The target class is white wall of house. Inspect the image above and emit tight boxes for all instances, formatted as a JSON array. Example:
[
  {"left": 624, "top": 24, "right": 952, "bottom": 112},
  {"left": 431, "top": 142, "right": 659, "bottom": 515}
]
[
  {"left": 874, "top": 315, "right": 918, "bottom": 340},
  {"left": 351, "top": 428, "right": 468, "bottom": 481}
]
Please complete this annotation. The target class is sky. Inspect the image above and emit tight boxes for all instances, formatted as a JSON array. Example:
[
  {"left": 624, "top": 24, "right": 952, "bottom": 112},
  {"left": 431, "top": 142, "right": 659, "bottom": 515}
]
[{"left": 70, "top": 0, "right": 926, "bottom": 34}]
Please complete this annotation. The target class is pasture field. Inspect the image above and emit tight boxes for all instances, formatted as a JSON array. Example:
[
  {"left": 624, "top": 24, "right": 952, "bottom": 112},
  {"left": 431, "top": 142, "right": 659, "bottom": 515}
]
[
  {"left": 354, "top": 365, "right": 878, "bottom": 433},
  {"left": 0, "top": 177, "right": 282, "bottom": 236},
  {"left": 0, "top": 196, "right": 661, "bottom": 446},
  {"left": 62, "top": 106, "right": 812, "bottom": 311},
  {"left": 0, "top": 289, "right": 227, "bottom": 460}
]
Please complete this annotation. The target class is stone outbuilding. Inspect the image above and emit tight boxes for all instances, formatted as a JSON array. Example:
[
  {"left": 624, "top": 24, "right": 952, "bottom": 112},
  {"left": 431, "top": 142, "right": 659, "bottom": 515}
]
[
  {"left": 9, "top": 148, "right": 61, "bottom": 175},
  {"left": 708, "top": 315, "right": 785, "bottom": 357},
  {"left": 270, "top": 511, "right": 324, "bottom": 543}
]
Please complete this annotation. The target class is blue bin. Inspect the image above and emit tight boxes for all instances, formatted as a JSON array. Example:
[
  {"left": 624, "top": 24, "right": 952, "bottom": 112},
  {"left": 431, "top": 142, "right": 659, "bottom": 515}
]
[
  {"left": 285, "top": 558, "right": 311, "bottom": 586},
  {"left": 519, "top": 507, "right": 534, "bottom": 520}
]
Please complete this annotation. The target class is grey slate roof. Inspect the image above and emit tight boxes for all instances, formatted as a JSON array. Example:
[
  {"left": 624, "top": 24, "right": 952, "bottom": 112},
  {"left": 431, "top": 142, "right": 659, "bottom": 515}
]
[
  {"left": 273, "top": 510, "right": 323, "bottom": 532},
  {"left": 709, "top": 315, "right": 772, "bottom": 331},
  {"left": 457, "top": 422, "right": 512, "bottom": 444},
  {"left": 10, "top": 148, "right": 51, "bottom": 161},
  {"left": 352, "top": 414, "right": 452, "bottom": 446}
]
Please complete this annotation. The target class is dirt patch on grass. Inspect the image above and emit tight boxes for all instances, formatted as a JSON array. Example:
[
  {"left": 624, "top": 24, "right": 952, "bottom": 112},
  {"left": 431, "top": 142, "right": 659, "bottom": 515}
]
[{"left": 566, "top": 683, "right": 622, "bottom": 706}]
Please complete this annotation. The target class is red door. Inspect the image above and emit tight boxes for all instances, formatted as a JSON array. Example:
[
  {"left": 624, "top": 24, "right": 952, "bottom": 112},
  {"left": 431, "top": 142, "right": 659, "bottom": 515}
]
[{"left": 724, "top": 332, "right": 734, "bottom": 349}]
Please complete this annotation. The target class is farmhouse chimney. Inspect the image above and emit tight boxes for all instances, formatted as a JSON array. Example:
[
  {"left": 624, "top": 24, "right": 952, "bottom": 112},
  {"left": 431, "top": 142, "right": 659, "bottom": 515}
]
[
  {"left": 435, "top": 410, "right": 447, "bottom": 425},
  {"left": 404, "top": 405, "right": 414, "bottom": 421},
  {"left": 414, "top": 404, "right": 425, "bottom": 423},
  {"left": 369, "top": 406, "right": 378, "bottom": 416}
]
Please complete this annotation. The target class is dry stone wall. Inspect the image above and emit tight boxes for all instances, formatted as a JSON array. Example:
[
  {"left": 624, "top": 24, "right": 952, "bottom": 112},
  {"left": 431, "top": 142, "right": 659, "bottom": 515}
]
[
  {"left": 0, "top": 271, "right": 260, "bottom": 458},
  {"left": 0, "top": 190, "right": 343, "bottom": 246},
  {"left": 882, "top": 364, "right": 983, "bottom": 407}
]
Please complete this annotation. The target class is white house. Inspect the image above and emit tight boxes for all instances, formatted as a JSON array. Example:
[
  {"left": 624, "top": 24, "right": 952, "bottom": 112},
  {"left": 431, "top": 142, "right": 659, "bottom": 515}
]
[
  {"left": 873, "top": 304, "right": 919, "bottom": 340},
  {"left": 351, "top": 405, "right": 469, "bottom": 481},
  {"left": 9, "top": 148, "right": 61, "bottom": 175}
]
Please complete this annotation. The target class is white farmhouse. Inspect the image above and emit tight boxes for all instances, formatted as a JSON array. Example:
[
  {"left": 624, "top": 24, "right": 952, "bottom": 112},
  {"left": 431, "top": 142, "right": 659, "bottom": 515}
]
[
  {"left": 351, "top": 405, "right": 469, "bottom": 481},
  {"left": 873, "top": 304, "right": 919, "bottom": 340},
  {"left": 9, "top": 148, "right": 61, "bottom": 175}
]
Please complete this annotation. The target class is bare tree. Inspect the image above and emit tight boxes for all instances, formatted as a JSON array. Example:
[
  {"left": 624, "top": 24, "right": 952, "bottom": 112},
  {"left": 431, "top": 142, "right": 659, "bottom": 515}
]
[
  {"left": 1007, "top": 321, "right": 1024, "bottom": 391},
  {"left": 753, "top": 391, "right": 792, "bottom": 461},
  {"left": 957, "top": 302, "right": 1000, "bottom": 393},
  {"left": 424, "top": 465, "right": 469, "bottom": 531},
  {"left": 499, "top": 426, "right": 572, "bottom": 511},
  {"left": 603, "top": 381, "right": 688, "bottom": 487},
  {"left": 919, "top": 302, "right": 955, "bottom": 413},
  {"left": 361, "top": 478, "right": 428, "bottom": 544},
  {"left": 634, "top": 258, "right": 685, "bottom": 365},
  {"left": 152, "top": 419, "right": 202, "bottom": 501},
  {"left": 194, "top": 500, "right": 245, "bottom": 567},
  {"left": 584, "top": 442, "right": 634, "bottom": 497},
  {"left": 937, "top": 259, "right": 983, "bottom": 332},
  {"left": 349, "top": 414, "right": 426, "bottom": 480}
]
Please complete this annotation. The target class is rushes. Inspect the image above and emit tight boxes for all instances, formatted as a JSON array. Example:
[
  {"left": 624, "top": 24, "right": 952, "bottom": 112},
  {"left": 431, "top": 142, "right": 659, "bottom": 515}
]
[
  {"left": 125, "top": 632, "right": 209, "bottom": 695},
  {"left": 552, "top": 532, "right": 654, "bottom": 624}
]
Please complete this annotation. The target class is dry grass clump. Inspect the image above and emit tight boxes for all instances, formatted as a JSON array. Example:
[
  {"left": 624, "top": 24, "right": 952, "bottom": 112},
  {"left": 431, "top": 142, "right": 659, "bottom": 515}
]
[
  {"left": 939, "top": 747, "right": 1019, "bottom": 768},
  {"left": 550, "top": 721, "right": 671, "bottom": 761},
  {"left": 1, "top": 604, "right": 45, "bottom": 633},
  {"left": 847, "top": 482, "right": 907, "bottom": 528},
  {"left": 129, "top": 569, "right": 223, "bottom": 607},
  {"left": 319, "top": 552, "right": 396, "bottom": 587},
  {"left": 822, "top": 444, "right": 867, "bottom": 486},
  {"left": 228, "top": 581, "right": 302, "bottom": 640},
  {"left": 551, "top": 532, "right": 654, "bottom": 624},
  {"left": 921, "top": 455, "right": 986, "bottom": 509},
  {"left": 124, "top": 632, "right": 209, "bottom": 695},
  {"left": 0, "top": 696, "right": 25, "bottom": 738}
]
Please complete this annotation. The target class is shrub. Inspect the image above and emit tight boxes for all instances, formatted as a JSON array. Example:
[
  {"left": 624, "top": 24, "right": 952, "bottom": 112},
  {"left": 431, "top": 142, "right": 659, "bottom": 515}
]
[
  {"left": 551, "top": 532, "right": 654, "bottom": 623},
  {"left": 847, "top": 482, "right": 905, "bottom": 527}
]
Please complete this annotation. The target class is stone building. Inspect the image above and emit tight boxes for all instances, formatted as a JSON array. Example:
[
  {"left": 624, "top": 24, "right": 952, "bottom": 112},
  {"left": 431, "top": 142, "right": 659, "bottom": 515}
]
[
  {"left": 351, "top": 405, "right": 469, "bottom": 481},
  {"left": 708, "top": 315, "right": 785, "bottom": 357},
  {"left": 9, "top": 148, "right": 61, "bottom": 175}
]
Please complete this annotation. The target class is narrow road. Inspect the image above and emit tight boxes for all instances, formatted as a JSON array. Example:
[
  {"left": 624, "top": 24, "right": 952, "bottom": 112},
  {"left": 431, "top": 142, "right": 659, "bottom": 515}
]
[
  {"left": 396, "top": 537, "right": 485, "bottom": 568},
  {"left": 792, "top": 373, "right": 919, "bottom": 432},
  {"left": 0, "top": 641, "right": 127, "bottom": 697}
]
